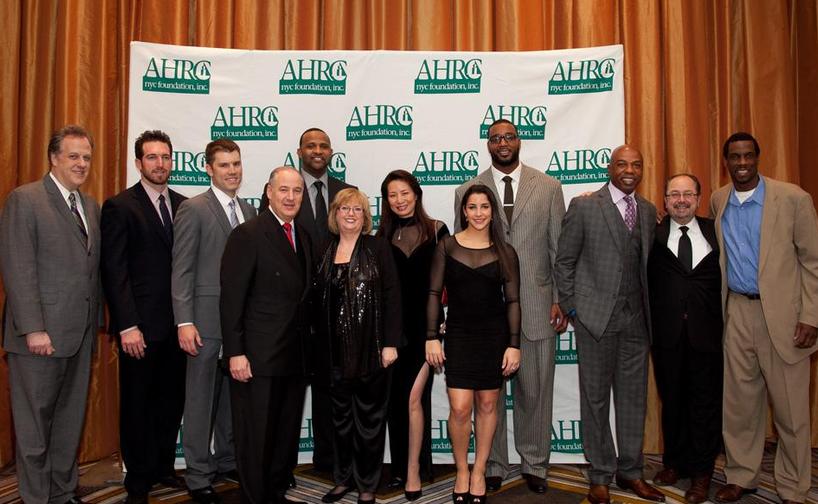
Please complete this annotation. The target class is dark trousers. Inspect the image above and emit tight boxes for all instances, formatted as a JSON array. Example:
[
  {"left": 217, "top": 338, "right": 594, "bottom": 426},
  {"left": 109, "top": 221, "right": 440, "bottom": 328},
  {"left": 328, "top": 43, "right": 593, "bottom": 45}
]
[
  {"left": 652, "top": 327, "right": 722, "bottom": 476},
  {"left": 387, "top": 354, "right": 433, "bottom": 481},
  {"left": 331, "top": 368, "right": 391, "bottom": 493},
  {"left": 119, "top": 338, "right": 186, "bottom": 495},
  {"left": 231, "top": 374, "right": 306, "bottom": 504},
  {"left": 310, "top": 382, "right": 335, "bottom": 471}
]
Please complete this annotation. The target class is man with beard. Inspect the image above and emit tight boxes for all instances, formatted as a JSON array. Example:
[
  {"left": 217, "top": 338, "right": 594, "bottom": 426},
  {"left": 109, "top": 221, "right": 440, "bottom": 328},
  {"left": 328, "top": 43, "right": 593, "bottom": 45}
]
[
  {"left": 453, "top": 119, "right": 566, "bottom": 496},
  {"left": 647, "top": 174, "right": 722, "bottom": 503},
  {"left": 294, "top": 128, "right": 354, "bottom": 472},
  {"left": 555, "top": 145, "right": 663, "bottom": 504},
  {"left": 710, "top": 133, "right": 818, "bottom": 504},
  {"left": 101, "top": 130, "right": 187, "bottom": 504}
]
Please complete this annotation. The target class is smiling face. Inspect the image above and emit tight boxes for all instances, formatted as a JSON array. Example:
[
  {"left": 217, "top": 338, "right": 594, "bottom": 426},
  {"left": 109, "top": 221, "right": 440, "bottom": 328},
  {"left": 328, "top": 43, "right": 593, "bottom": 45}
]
[
  {"left": 267, "top": 167, "right": 303, "bottom": 222},
  {"left": 607, "top": 145, "right": 643, "bottom": 194},
  {"left": 335, "top": 197, "right": 365, "bottom": 235},
  {"left": 486, "top": 121, "right": 521, "bottom": 171},
  {"left": 136, "top": 140, "right": 172, "bottom": 187},
  {"left": 723, "top": 140, "right": 760, "bottom": 191},
  {"left": 49, "top": 135, "right": 93, "bottom": 191},
  {"left": 386, "top": 179, "right": 417, "bottom": 219},
  {"left": 463, "top": 192, "right": 492, "bottom": 232},
  {"left": 664, "top": 175, "right": 699, "bottom": 225},
  {"left": 297, "top": 129, "right": 333, "bottom": 179},
  {"left": 206, "top": 149, "right": 243, "bottom": 197}
]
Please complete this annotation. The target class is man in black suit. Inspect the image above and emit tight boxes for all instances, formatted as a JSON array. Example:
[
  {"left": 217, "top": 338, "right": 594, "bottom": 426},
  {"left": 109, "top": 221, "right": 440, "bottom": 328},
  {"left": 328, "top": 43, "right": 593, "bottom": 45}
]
[
  {"left": 220, "top": 166, "right": 311, "bottom": 504},
  {"left": 294, "top": 127, "right": 354, "bottom": 472},
  {"left": 647, "top": 174, "right": 722, "bottom": 504},
  {"left": 101, "top": 130, "right": 187, "bottom": 504}
]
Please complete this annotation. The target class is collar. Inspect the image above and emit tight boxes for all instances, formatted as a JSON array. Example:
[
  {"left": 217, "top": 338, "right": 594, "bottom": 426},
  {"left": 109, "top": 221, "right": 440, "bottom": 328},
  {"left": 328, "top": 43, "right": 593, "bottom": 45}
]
[
  {"left": 269, "top": 207, "right": 292, "bottom": 227},
  {"left": 211, "top": 185, "right": 238, "bottom": 208},
  {"left": 48, "top": 171, "right": 76, "bottom": 202},
  {"left": 728, "top": 176, "right": 765, "bottom": 206},
  {"left": 302, "top": 169, "right": 329, "bottom": 189},
  {"left": 670, "top": 216, "right": 700, "bottom": 235},
  {"left": 140, "top": 179, "right": 170, "bottom": 204},
  {"left": 490, "top": 163, "right": 521, "bottom": 184},
  {"left": 607, "top": 182, "right": 635, "bottom": 205}
]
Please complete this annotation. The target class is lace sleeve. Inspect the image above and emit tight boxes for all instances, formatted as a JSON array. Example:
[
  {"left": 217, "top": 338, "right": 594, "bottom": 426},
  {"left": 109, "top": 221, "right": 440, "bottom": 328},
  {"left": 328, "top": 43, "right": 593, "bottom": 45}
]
[
  {"left": 426, "top": 237, "right": 447, "bottom": 340},
  {"left": 503, "top": 244, "right": 521, "bottom": 349}
]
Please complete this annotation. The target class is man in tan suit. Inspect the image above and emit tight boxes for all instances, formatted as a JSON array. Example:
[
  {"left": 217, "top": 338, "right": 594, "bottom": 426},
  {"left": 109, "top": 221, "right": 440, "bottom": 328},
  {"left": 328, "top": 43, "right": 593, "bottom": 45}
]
[{"left": 710, "top": 132, "right": 818, "bottom": 504}]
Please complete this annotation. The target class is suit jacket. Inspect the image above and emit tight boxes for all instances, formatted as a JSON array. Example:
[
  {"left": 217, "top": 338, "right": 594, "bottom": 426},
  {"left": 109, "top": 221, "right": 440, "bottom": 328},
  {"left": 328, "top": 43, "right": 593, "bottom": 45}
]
[
  {"left": 454, "top": 164, "right": 565, "bottom": 341},
  {"left": 0, "top": 174, "right": 102, "bottom": 357},
  {"left": 101, "top": 182, "right": 186, "bottom": 341},
  {"left": 220, "top": 209, "right": 313, "bottom": 377},
  {"left": 710, "top": 176, "right": 818, "bottom": 364},
  {"left": 554, "top": 183, "right": 657, "bottom": 340},
  {"left": 296, "top": 175, "right": 355, "bottom": 261},
  {"left": 171, "top": 188, "right": 256, "bottom": 340},
  {"left": 647, "top": 216, "right": 722, "bottom": 352}
]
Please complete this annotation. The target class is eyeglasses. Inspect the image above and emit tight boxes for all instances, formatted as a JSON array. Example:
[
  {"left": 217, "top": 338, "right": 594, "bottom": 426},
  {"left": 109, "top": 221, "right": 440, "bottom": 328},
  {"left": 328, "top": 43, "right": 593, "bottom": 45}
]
[
  {"left": 488, "top": 133, "right": 518, "bottom": 144},
  {"left": 338, "top": 206, "right": 364, "bottom": 214},
  {"left": 665, "top": 191, "right": 698, "bottom": 200}
]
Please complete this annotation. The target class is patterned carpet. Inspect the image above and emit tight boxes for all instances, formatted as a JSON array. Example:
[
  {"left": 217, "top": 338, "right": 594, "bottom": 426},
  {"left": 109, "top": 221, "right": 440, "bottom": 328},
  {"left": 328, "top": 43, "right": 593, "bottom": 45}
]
[{"left": 1, "top": 445, "right": 815, "bottom": 503}]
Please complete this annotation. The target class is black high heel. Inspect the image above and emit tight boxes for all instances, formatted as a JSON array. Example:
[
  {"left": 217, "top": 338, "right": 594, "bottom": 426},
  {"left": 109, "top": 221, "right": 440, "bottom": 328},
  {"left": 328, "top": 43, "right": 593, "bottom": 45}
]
[
  {"left": 470, "top": 494, "right": 487, "bottom": 504},
  {"left": 452, "top": 491, "right": 469, "bottom": 503},
  {"left": 404, "top": 489, "right": 422, "bottom": 501}
]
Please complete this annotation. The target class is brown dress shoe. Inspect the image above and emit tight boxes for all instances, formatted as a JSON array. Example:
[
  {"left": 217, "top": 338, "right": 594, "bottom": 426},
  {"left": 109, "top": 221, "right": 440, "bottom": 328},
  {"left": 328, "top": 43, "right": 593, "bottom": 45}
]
[
  {"left": 714, "top": 484, "right": 756, "bottom": 503},
  {"left": 652, "top": 468, "right": 680, "bottom": 486},
  {"left": 684, "top": 475, "right": 711, "bottom": 504},
  {"left": 587, "top": 484, "right": 611, "bottom": 504},
  {"left": 615, "top": 477, "right": 666, "bottom": 502}
]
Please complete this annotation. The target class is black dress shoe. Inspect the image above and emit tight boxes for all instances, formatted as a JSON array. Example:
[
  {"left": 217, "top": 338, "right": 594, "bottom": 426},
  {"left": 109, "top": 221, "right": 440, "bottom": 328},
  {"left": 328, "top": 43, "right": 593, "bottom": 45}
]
[
  {"left": 322, "top": 485, "right": 355, "bottom": 503},
  {"left": 484, "top": 476, "right": 502, "bottom": 492},
  {"left": 288, "top": 473, "right": 297, "bottom": 488},
  {"left": 218, "top": 470, "right": 240, "bottom": 483},
  {"left": 523, "top": 474, "right": 548, "bottom": 493},
  {"left": 63, "top": 498, "right": 85, "bottom": 504},
  {"left": 387, "top": 476, "right": 405, "bottom": 489},
  {"left": 189, "top": 486, "right": 222, "bottom": 504},
  {"left": 156, "top": 474, "right": 186, "bottom": 489},
  {"left": 405, "top": 489, "right": 422, "bottom": 501},
  {"left": 124, "top": 493, "right": 148, "bottom": 504}
]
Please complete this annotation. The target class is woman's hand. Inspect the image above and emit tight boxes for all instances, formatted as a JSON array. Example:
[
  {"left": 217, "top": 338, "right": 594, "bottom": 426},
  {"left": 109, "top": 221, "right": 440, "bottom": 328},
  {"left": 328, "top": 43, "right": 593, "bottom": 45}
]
[
  {"left": 501, "top": 347, "right": 521, "bottom": 376},
  {"left": 381, "top": 346, "right": 398, "bottom": 368},
  {"left": 425, "top": 339, "right": 445, "bottom": 369}
]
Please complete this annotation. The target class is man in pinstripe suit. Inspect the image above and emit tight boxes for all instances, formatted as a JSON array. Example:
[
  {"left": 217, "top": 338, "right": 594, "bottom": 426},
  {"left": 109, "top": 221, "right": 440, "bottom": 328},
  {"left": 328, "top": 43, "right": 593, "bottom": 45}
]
[
  {"left": 554, "top": 145, "right": 663, "bottom": 504},
  {"left": 454, "top": 119, "right": 567, "bottom": 494}
]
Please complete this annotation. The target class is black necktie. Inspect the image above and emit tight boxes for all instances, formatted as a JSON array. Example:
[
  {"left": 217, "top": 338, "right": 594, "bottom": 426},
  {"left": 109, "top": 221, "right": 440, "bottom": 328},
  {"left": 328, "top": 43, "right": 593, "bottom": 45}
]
[
  {"left": 678, "top": 225, "right": 693, "bottom": 271},
  {"left": 68, "top": 192, "right": 88, "bottom": 248},
  {"left": 313, "top": 180, "right": 329, "bottom": 238},
  {"left": 158, "top": 194, "right": 173, "bottom": 242},
  {"left": 502, "top": 176, "right": 514, "bottom": 224}
]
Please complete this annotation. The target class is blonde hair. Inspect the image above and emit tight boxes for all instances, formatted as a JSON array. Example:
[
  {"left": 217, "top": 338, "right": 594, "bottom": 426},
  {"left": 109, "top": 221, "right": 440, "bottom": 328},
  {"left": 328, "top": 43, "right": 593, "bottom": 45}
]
[{"left": 328, "top": 188, "right": 372, "bottom": 235}]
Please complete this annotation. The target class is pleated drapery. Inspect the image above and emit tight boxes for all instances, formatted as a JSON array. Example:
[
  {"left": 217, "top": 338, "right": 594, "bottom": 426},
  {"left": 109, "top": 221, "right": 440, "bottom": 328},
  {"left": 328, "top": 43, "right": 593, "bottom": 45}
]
[{"left": 1, "top": 0, "right": 817, "bottom": 467}]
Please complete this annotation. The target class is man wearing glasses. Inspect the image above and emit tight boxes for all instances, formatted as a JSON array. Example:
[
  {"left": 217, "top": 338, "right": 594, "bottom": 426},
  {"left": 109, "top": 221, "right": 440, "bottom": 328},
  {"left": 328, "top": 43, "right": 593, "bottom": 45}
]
[
  {"left": 454, "top": 119, "right": 566, "bottom": 496},
  {"left": 647, "top": 174, "right": 722, "bottom": 503}
]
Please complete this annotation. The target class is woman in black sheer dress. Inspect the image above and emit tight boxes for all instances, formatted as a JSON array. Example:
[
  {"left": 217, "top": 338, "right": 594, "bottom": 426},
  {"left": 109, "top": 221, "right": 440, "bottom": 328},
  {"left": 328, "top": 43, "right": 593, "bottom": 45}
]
[
  {"left": 426, "top": 185, "right": 521, "bottom": 504},
  {"left": 314, "top": 188, "right": 404, "bottom": 504},
  {"left": 376, "top": 170, "right": 449, "bottom": 501}
]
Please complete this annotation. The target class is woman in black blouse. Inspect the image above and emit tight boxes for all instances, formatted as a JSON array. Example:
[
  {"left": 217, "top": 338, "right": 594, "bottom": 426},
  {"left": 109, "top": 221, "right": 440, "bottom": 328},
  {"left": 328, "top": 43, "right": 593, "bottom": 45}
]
[
  {"left": 376, "top": 170, "right": 449, "bottom": 501},
  {"left": 314, "top": 188, "right": 404, "bottom": 504},
  {"left": 426, "top": 185, "right": 521, "bottom": 504}
]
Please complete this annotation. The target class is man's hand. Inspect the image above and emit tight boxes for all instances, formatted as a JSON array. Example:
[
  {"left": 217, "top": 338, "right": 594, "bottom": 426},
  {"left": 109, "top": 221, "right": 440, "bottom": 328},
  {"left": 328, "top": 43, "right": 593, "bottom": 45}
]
[
  {"left": 230, "top": 355, "right": 253, "bottom": 382},
  {"left": 121, "top": 328, "right": 147, "bottom": 359},
  {"left": 26, "top": 331, "right": 55, "bottom": 356},
  {"left": 794, "top": 322, "right": 818, "bottom": 349},
  {"left": 178, "top": 324, "right": 203, "bottom": 356},
  {"left": 426, "top": 340, "right": 445, "bottom": 369},
  {"left": 502, "top": 347, "right": 521, "bottom": 376},
  {"left": 550, "top": 303, "right": 568, "bottom": 333},
  {"left": 381, "top": 347, "right": 398, "bottom": 368}
]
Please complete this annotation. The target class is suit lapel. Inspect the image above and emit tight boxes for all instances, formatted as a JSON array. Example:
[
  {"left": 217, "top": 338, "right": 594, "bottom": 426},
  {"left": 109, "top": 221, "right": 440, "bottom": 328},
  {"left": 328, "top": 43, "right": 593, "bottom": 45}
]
[
  {"left": 204, "top": 189, "right": 233, "bottom": 236},
  {"left": 132, "top": 182, "right": 171, "bottom": 249},
  {"left": 294, "top": 223, "right": 312, "bottom": 301},
  {"left": 261, "top": 211, "right": 300, "bottom": 272},
  {"left": 511, "top": 165, "right": 535, "bottom": 226},
  {"left": 42, "top": 175, "right": 88, "bottom": 251},
  {"left": 238, "top": 199, "right": 256, "bottom": 221},
  {"left": 78, "top": 191, "right": 97, "bottom": 251},
  {"left": 758, "top": 177, "right": 777, "bottom": 274},
  {"left": 597, "top": 185, "right": 625, "bottom": 253},
  {"left": 636, "top": 193, "right": 653, "bottom": 265}
]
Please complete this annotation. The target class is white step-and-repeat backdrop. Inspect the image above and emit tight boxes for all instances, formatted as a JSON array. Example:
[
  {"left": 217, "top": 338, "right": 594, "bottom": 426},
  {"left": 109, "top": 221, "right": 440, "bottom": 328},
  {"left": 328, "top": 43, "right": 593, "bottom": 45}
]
[{"left": 127, "top": 41, "right": 623, "bottom": 466}]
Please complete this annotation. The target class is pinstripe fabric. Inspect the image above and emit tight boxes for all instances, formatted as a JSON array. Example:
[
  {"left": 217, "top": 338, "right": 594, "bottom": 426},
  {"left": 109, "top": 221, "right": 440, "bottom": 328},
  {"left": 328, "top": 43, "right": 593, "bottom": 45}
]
[{"left": 454, "top": 164, "right": 565, "bottom": 479}]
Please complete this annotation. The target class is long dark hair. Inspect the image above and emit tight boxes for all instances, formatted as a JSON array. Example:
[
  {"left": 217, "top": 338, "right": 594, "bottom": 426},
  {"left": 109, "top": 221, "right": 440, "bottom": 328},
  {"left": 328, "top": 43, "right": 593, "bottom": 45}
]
[
  {"left": 376, "top": 170, "right": 436, "bottom": 242},
  {"left": 460, "top": 184, "right": 514, "bottom": 279}
]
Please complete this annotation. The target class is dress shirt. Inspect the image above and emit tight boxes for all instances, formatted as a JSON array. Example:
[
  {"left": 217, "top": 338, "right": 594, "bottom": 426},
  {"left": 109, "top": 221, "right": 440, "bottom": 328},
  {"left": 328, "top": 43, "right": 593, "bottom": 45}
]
[
  {"left": 211, "top": 185, "right": 246, "bottom": 226},
  {"left": 270, "top": 207, "right": 297, "bottom": 252},
  {"left": 667, "top": 217, "right": 712, "bottom": 269},
  {"left": 607, "top": 183, "right": 637, "bottom": 221},
  {"left": 140, "top": 179, "right": 173, "bottom": 221},
  {"left": 722, "top": 177, "right": 765, "bottom": 294},
  {"left": 301, "top": 170, "right": 329, "bottom": 217},
  {"left": 49, "top": 172, "right": 88, "bottom": 230},
  {"left": 491, "top": 163, "right": 521, "bottom": 201}
]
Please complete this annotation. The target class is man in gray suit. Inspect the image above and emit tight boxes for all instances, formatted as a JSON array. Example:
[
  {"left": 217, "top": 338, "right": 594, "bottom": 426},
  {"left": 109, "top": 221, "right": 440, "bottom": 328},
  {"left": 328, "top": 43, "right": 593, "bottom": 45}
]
[
  {"left": 554, "top": 145, "right": 663, "bottom": 504},
  {"left": 0, "top": 125, "right": 101, "bottom": 504},
  {"left": 172, "top": 139, "right": 257, "bottom": 503},
  {"left": 454, "top": 119, "right": 566, "bottom": 495}
]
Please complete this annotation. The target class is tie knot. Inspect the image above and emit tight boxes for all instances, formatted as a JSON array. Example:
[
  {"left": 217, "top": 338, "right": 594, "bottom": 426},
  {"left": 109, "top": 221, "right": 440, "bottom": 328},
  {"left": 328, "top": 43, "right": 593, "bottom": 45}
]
[
  {"left": 680, "top": 225, "right": 689, "bottom": 234},
  {"left": 502, "top": 176, "right": 512, "bottom": 183},
  {"left": 624, "top": 194, "right": 633, "bottom": 203},
  {"left": 228, "top": 199, "right": 236, "bottom": 208},
  {"left": 68, "top": 192, "right": 77, "bottom": 205},
  {"left": 158, "top": 194, "right": 165, "bottom": 203},
  {"left": 283, "top": 222, "right": 292, "bottom": 232},
  {"left": 314, "top": 180, "right": 324, "bottom": 190}
]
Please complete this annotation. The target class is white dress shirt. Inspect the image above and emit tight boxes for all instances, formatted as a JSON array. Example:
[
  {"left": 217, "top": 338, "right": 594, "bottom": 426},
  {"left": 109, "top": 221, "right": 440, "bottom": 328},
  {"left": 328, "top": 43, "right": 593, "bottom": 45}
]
[
  {"left": 270, "top": 207, "right": 297, "bottom": 252},
  {"left": 49, "top": 172, "right": 87, "bottom": 230},
  {"left": 140, "top": 179, "right": 172, "bottom": 221},
  {"left": 212, "top": 185, "right": 246, "bottom": 226},
  {"left": 667, "top": 217, "right": 712, "bottom": 269},
  {"left": 490, "top": 162, "right": 521, "bottom": 201}
]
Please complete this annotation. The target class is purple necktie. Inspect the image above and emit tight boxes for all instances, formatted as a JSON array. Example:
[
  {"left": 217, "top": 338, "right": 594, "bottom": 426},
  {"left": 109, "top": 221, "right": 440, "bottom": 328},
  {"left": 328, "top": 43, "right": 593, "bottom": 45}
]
[{"left": 623, "top": 195, "right": 636, "bottom": 232}]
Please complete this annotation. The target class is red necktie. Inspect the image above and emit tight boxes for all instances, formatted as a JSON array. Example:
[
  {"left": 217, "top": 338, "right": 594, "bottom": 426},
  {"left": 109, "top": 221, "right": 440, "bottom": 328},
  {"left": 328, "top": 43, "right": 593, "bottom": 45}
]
[{"left": 282, "top": 222, "right": 295, "bottom": 250}]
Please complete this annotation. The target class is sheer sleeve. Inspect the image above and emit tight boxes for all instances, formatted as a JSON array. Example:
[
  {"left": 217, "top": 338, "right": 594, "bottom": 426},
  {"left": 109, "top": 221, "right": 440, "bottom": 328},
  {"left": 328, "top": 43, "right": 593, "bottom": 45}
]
[
  {"left": 426, "top": 237, "right": 447, "bottom": 340},
  {"left": 503, "top": 244, "right": 521, "bottom": 349}
]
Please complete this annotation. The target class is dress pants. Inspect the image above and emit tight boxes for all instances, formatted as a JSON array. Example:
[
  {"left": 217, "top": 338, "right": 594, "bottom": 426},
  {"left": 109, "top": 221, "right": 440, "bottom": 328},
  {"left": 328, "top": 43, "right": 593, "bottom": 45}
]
[
  {"left": 230, "top": 374, "right": 306, "bottom": 504},
  {"left": 8, "top": 330, "right": 93, "bottom": 504},
  {"left": 722, "top": 293, "right": 812, "bottom": 501},
  {"left": 182, "top": 337, "right": 235, "bottom": 490},
  {"left": 575, "top": 301, "right": 649, "bottom": 485},
  {"left": 310, "top": 382, "right": 335, "bottom": 471},
  {"left": 331, "top": 368, "right": 392, "bottom": 493},
  {"left": 119, "top": 338, "right": 186, "bottom": 495},
  {"left": 652, "top": 324, "right": 722, "bottom": 476}
]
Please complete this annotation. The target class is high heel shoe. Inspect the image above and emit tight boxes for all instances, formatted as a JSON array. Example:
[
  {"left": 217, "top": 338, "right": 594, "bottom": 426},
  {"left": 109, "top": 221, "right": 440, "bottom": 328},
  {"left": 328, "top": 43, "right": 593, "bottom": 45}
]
[
  {"left": 321, "top": 485, "right": 355, "bottom": 503},
  {"left": 452, "top": 491, "right": 469, "bottom": 503},
  {"left": 470, "top": 494, "right": 487, "bottom": 504},
  {"left": 404, "top": 489, "right": 422, "bottom": 501}
]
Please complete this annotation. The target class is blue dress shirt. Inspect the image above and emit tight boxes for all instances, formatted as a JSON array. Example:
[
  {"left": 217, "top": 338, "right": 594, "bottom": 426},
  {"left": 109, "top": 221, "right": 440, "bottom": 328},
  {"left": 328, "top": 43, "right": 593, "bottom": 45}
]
[{"left": 722, "top": 177, "right": 765, "bottom": 294}]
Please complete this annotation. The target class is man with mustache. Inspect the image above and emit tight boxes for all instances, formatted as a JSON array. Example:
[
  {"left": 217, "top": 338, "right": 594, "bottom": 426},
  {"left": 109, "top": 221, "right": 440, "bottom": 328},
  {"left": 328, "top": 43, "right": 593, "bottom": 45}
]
[
  {"left": 101, "top": 130, "right": 187, "bottom": 504},
  {"left": 647, "top": 174, "right": 722, "bottom": 503}
]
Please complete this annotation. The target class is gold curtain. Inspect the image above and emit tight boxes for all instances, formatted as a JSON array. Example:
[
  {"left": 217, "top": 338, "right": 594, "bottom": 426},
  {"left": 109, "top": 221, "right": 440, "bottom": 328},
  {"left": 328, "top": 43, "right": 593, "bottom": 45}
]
[{"left": 1, "top": 0, "right": 817, "bottom": 467}]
